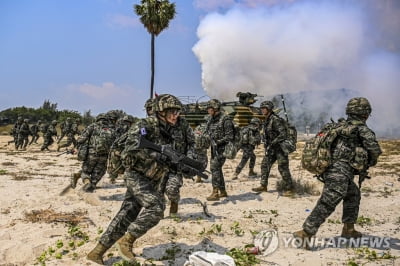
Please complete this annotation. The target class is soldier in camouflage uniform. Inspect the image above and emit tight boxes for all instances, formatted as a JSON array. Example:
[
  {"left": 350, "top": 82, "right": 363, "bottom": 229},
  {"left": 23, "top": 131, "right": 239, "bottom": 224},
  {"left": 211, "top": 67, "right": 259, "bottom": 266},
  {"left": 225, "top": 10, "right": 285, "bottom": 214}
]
[
  {"left": 9, "top": 116, "right": 23, "bottom": 148},
  {"left": 57, "top": 118, "right": 81, "bottom": 151},
  {"left": 87, "top": 94, "right": 198, "bottom": 264},
  {"left": 233, "top": 117, "right": 261, "bottom": 179},
  {"left": 294, "top": 97, "right": 382, "bottom": 248},
  {"left": 29, "top": 120, "right": 42, "bottom": 145},
  {"left": 16, "top": 119, "right": 31, "bottom": 150},
  {"left": 57, "top": 117, "right": 72, "bottom": 145},
  {"left": 144, "top": 98, "right": 154, "bottom": 116},
  {"left": 252, "top": 100, "right": 294, "bottom": 195},
  {"left": 205, "top": 99, "right": 235, "bottom": 201},
  {"left": 74, "top": 112, "right": 117, "bottom": 192},
  {"left": 193, "top": 122, "right": 211, "bottom": 183},
  {"left": 40, "top": 120, "right": 58, "bottom": 151}
]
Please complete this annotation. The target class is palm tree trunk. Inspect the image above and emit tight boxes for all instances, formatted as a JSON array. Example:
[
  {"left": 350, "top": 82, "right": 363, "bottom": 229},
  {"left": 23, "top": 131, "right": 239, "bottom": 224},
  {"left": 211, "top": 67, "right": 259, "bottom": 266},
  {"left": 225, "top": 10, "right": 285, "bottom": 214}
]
[{"left": 150, "top": 33, "right": 155, "bottom": 99}]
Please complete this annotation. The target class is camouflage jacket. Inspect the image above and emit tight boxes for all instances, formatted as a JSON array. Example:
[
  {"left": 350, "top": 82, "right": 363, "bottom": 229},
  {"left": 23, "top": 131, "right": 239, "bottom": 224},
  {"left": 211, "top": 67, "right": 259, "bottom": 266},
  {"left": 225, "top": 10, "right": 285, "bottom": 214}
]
[
  {"left": 18, "top": 123, "right": 31, "bottom": 136},
  {"left": 206, "top": 112, "right": 235, "bottom": 146},
  {"left": 263, "top": 113, "right": 287, "bottom": 148},
  {"left": 77, "top": 121, "right": 115, "bottom": 151},
  {"left": 332, "top": 116, "right": 382, "bottom": 167},
  {"left": 121, "top": 116, "right": 195, "bottom": 175}
]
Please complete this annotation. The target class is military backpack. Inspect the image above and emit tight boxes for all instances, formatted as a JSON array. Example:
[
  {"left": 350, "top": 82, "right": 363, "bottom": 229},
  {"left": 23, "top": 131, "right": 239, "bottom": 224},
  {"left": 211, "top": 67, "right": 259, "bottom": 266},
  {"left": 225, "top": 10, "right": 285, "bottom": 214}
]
[{"left": 91, "top": 125, "right": 115, "bottom": 155}]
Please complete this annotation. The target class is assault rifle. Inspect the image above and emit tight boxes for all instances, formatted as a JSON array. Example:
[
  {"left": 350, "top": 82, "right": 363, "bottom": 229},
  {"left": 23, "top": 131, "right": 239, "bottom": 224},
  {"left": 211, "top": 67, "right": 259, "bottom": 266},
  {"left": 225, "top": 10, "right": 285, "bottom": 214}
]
[
  {"left": 57, "top": 149, "right": 76, "bottom": 157},
  {"left": 138, "top": 136, "right": 209, "bottom": 179},
  {"left": 358, "top": 170, "right": 371, "bottom": 188}
]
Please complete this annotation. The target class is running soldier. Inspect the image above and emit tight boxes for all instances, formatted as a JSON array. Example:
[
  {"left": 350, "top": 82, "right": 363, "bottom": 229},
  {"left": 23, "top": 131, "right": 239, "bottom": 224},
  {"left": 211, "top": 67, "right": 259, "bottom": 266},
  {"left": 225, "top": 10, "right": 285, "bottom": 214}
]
[
  {"left": 8, "top": 116, "right": 23, "bottom": 148},
  {"left": 293, "top": 97, "right": 382, "bottom": 249},
  {"left": 16, "top": 119, "right": 31, "bottom": 150},
  {"left": 29, "top": 120, "right": 42, "bottom": 145},
  {"left": 57, "top": 118, "right": 81, "bottom": 151},
  {"left": 205, "top": 99, "right": 235, "bottom": 201},
  {"left": 87, "top": 94, "right": 199, "bottom": 264},
  {"left": 233, "top": 117, "right": 261, "bottom": 179},
  {"left": 252, "top": 100, "right": 294, "bottom": 195},
  {"left": 41, "top": 120, "right": 58, "bottom": 151}
]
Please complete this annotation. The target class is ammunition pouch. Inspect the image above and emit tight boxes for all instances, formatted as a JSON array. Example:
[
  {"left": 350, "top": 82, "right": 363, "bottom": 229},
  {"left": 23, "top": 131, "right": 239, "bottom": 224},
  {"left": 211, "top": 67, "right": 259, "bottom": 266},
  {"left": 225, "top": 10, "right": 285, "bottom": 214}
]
[
  {"left": 123, "top": 150, "right": 169, "bottom": 181},
  {"left": 350, "top": 147, "right": 368, "bottom": 171},
  {"left": 77, "top": 143, "right": 89, "bottom": 161},
  {"left": 223, "top": 141, "right": 238, "bottom": 159}
]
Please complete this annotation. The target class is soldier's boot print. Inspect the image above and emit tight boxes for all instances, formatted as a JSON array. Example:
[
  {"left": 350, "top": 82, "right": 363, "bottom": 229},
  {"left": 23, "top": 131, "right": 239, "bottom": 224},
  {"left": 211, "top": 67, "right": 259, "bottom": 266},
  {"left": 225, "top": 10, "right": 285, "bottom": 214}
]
[
  {"left": 252, "top": 185, "right": 268, "bottom": 193},
  {"left": 232, "top": 171, "right": 239, "bottom": 180},
  {"left": 116, "top": 233, "right": 136, "bottom": 262},
  {"left": 87, "top": 242, "right": 108, "bottom": 264},
  {"left": 248, "top": 168, "right": 257, "bottom": 177},
  {"left": 293, "top": 230, "right": 313, "bottom": 250},
  {"left": 70, "top": 172, "right": 81, "bottom": 189},
  {"left": 206, "top": 188, "right": 220, "bottom": 201},
  {"left": 195, "top": 175, "right": 202, "bottom": 183},
  {"left": 219, "top": 188, "right": 228, "bottom": 198},
  {"left": 341, "top": 223, "right": 362, "bottom": 239},
  {"left": 170, "top": 202, "right": 178, "bottom": 215}
]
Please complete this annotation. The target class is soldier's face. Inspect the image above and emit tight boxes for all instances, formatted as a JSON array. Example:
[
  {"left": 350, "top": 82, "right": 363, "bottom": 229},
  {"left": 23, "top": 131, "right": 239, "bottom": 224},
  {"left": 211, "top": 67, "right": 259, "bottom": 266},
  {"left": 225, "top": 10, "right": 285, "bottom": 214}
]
[
  {"left": 261, "top": 108, "right": 270, "bottom": 116},
  {"left": 165, "top": 108, "right": 180, "bottom": 125},
  {"left": 207, "top": 107, "right": 216, "bottom": 116}
]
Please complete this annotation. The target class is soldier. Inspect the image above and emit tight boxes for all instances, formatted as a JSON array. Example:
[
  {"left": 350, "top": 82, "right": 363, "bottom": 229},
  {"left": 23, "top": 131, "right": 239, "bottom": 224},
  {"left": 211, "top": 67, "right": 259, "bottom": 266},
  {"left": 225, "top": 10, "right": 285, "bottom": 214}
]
[
  {"left": 108, "top": 115, "right": 135, "bottom": 183},
  {"left": 87, "top": 94, "right": 198, "bottom": 264},
  {"left": 9, "top": 116, "right": 23, "bottom": 148},
  {"left": 144, "top": 98, "right": 154, "bottom": 116},
  {"left": 205, "top": 99, "right": 235, "bottom": 201},
  {"left": 233, "top": 117, "right": 261, "bottom": 179},
  {"left": 41, "top": 120, "right": 58, "bottom": 151},
  {"left": 74, "top": 112, "right": 117, "bottom": 192},
  {"left": 29, "top": 120, "right": 42, "bottom": 145},
  {"left": 293, "top": 97, "right": 382, "bottom": 248},
  {"left": 16, "top": 118, "right": 31, "bottom": 150},
  {"left": 252, "top": 100, "right": 294, "bottom": 195},
  {"left": 57, "top": 117, "right": 72, "bottom": 145},
  {"left": 193, "top": 123, "right": 211, "bottom": 183},
  {"left": 57, "top": 117, "right": 81, "bottom": 151}
]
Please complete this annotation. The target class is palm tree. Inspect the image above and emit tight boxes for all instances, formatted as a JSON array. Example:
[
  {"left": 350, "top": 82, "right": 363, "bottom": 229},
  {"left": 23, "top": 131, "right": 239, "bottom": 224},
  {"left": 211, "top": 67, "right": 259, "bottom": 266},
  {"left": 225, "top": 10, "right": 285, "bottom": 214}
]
[{"left": 134, "top": 0, "right": 176, "bottom": 99}]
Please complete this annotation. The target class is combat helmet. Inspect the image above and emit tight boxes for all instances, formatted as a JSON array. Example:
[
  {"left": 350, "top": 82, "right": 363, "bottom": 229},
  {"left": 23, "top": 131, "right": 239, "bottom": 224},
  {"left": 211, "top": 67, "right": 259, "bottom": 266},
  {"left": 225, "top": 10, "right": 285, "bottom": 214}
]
[
  {"left": 122, "top": 115, "right": 134, "bottom": 123},
  {"left": 106, "top": 110, "right": 119, "bottom": 122},
  {"left": 96, "top": 113, "right": 107, "bottom": 122},
  {"left": 250, "top": 117, "right": 261, "bottom": 125},
  {"left": 260, "top": 100, "right": 274, "bottom": 110},
  {"left": 52, "top": 120, "right": 58, "bottom": 125},
  {"left": 144, "top": 98, "right": 154, "bottom": 108},
  {"left": 154, "top": 94, "right": 182, "bottom": 112},
  {"left": 23, "top": 118, "right": 29, "bottom": 123},
  {"left": 346, "top": 97, "right": 372, "bottom": 117},
  {"left": 207, "top": 99, "right": 222, "bottom": 110}
]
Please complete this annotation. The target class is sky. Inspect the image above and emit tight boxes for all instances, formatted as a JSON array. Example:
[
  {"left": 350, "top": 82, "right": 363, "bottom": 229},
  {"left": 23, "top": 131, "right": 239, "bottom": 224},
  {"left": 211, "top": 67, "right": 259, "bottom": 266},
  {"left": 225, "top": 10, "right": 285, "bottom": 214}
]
[{"left": 1, "top": 0, "right": 399, "bottom": 136}]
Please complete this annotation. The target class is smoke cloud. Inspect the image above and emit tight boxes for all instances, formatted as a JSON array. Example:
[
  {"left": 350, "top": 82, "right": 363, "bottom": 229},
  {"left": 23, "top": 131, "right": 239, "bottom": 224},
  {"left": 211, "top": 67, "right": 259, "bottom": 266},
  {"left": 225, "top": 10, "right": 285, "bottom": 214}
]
[{"left": 193, "top": 0, "right": 400, "bottom": 137}]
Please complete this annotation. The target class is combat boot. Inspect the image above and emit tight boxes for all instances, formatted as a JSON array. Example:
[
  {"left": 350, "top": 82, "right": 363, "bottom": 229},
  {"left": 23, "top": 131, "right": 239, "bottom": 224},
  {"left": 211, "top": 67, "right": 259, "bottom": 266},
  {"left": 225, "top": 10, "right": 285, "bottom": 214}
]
[
  {"left": 115, "top": 233, "right": 136, "bottom": 262},
  {"left": 82, "top": 178, "right": 95, "bottom": 193},
  {"left": 232, "top": 171, "right": 239, "bottom": 180},
  {"left": 87, "top": 242, "right": 108, "bottom": 265},
  {"left": 252, "top": 185, "right": 268, "bottom": 193},
  {"left": 70, "top": 172, "right": 81, "bottom": 189},
  {"left": 281, "top": 187, "right": 295, "bottom": 197},
  {"left": 206, "top": 188, "right": 220, "bottom": 201},
  {"left": 248, "top": 168, "right": 257, "bottom": 177},
  {"left": 219, "top": 189, "right": 228, "bottom": 198},
  {"left": 195, "top": 176, "right": 202, "bottom": 183},
  {"left": 293, "top": 230, "right": 313, "bottom": 250},
  {"left": 341, "top": 223, "right": 362, "bottom": 239},
  {"left": 170, "top": 202, "right": 179, "bottom": 215},
  {"left": 57, "top": 145, "right": 61, "bottom": 152}
]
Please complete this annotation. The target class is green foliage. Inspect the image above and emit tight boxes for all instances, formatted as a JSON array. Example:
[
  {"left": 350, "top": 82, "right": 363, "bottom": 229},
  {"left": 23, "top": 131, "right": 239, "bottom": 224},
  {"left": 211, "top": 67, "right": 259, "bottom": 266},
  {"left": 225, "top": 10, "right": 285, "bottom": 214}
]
[
  {"left": 199, "top": 224, "right": 223, "bottom": 236},
  {"left": 0, "top": 169, "right": 7, "bottom": 175},
  {"left": 346, "top": 247, "right": 397, "bottom": 265},
  {"left": 230, "top": 221, "right": 244, "bottom": 236},
  {"left": 356, "top": 216, "right": 372, "bottom": 227},
  {"left": 226, "top": 246, "right": 260, "bottom": 266}
]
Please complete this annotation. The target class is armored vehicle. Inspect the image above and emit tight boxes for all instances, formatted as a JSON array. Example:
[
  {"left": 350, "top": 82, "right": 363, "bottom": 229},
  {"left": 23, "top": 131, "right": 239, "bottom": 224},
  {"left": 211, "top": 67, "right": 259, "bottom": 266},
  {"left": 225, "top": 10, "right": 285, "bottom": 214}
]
[{"left": 181, "top": 92, "right": 264, "bottom": 128}]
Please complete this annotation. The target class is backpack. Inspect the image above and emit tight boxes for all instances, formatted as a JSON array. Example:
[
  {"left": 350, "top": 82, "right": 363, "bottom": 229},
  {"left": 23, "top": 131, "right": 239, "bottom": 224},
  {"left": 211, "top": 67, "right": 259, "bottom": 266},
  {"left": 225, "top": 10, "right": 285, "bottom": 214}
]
[
  {"left": 239, "top": 126, "right": 250, "bottom": 145},
  {"left": 92, "top": 125, "right": 115, "bottom": 155},
  {"left": 281, "top": 120, "right": 297, "bottom": 154},
  {"left": 301, "top": 119, "right": 357, "bottom": 175}
]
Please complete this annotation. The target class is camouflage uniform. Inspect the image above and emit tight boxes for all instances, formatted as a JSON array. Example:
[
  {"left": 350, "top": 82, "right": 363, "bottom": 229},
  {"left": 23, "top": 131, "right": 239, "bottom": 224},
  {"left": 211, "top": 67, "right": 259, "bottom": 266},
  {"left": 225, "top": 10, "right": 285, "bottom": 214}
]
[
  {"left": 41, "top": 120, "right": 58, "bottom": 151},
  {"left": 193, "top": 123, "right": 211, "bottom": 183},
  {"left": 301, "top": 97, "right": 382, "bottom": 237},
  {"left": 206, "top": 99, "right": 235, "bottom": 200},
  {"left": 90, "top": 94, "right": 196, "bottom": 263},
  {"left": 234, "top": 118, "right": 261, "bottom": 178},
  {"left": 9, "top": 117, "right": 23, "bottom": 148},
  {"left": 29, "top": 120, "right": 41, "bottom": 145},
  {"left": 58, "top": 118, "right": 80, "bottom": 150},
  {"left": 253, "top": 101, "right": 294, "bottom": 192},
  {"left": 76, "top": 113, "right": 117, "bottom": 192},
  {"left": 16, "top": 119, "right": 30, "bottom": 150},
  {"left": 58, "top": 117, "right": 72, "bottom": 144}
]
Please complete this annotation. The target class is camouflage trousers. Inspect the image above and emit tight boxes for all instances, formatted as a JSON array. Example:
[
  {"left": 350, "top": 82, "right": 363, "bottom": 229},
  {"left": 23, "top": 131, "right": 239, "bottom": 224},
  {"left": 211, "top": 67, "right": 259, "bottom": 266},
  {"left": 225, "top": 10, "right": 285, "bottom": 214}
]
[
  {"left": 236, "top": 144, "right": 256, "bottom": 173},
  {"left": 260, "top": 147, "right": 293, "bottom": 189},
  {"left": 29, "top": 133, "right": 39, "bottom": 144},
  {"left": 303, "top": 162, "right": 360, "bottom": 235},
  {"left": 99, "top": 171, "right": 165, "bottom": 248},
  {"left": 41, "top": 136, "right": 54, "bottom": 151},
  {"left": 210, "top": 153, "right": 227, "bottom": 190},
  {"left": 58, "top": 134, "right": 77, "bottom": 149},
  {"left": 16, "top": 134, "right": 29, "bottom": 149},
  {"left": 81, "top": 153, "right": 108, "bottom": 186},
  {"left": 165, "top": 173, "right": 183, "bottom": 204}
]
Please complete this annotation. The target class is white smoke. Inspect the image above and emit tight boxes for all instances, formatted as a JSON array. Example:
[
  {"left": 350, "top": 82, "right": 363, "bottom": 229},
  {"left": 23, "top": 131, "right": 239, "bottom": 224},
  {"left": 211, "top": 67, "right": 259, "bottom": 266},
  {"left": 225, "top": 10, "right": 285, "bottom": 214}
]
[{"left": 192, "top": 0, "right": 400, "bottom": 137}]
